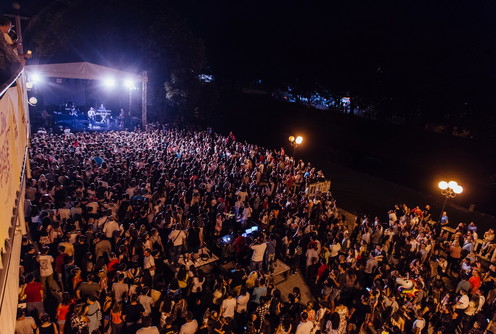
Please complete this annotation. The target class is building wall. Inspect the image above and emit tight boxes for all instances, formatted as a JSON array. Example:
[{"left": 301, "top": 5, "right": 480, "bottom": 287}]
[{"left": 0, "top": 73, "right": 30, "bottom": 333}]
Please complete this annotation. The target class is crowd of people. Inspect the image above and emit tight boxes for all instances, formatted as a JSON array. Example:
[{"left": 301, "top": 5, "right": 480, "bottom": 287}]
[{"left": 14, "top": 124, "right": 496, "bottom": 334}]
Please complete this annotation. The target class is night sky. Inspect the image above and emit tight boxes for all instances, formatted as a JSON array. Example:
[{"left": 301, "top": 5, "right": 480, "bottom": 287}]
[
  {"left": 182, "top": 1, "right": 496, "bottom": 105},
  {"left": 4, "top": 0, "right": 496, "bottom": 106}
]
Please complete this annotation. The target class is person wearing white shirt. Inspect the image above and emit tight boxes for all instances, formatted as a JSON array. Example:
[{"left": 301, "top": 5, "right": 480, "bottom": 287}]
[
  {"left": 168, "top": 226, "right": 187, "bottom": 265},
  {"left": 329, "top": 240, "right": 341, "bottom": 259},
  {"left": 236, "top": 288, "right": 250, "bottom": 314},
  {"left": 138, "top": 287, "right": 154, "bottom": 316},
  {"left": 57, "top": 206, "right": 71, "bottom": 221},
  {"left": 220, "top": 291, "right": 237, "bottom": 319},
  {"left": 454, "top": 289, "right": 470, "bottom": 319},
  {"left": 143, "top": 249, "right": 156, "bottom": 277},
  {"left": 412, "top": 313, "right": 425, "bottom": 334},
  {"left": 179, "top": 312, "right": 198, "bottom": 334},
  {"left": 37, "top": 247, "right": 58, "bottom": 295},
  {"left": 295, "top": 312, "right": 314, "bottom": 334},
  {"left": 136, "top": 316, "right": 159, "bottom": 334},
  {"left": 102, "top": 216, "right": 122, "bottom": 238},
  {"left": 250, "top": 238, "right": 267, "bottom": 271}
]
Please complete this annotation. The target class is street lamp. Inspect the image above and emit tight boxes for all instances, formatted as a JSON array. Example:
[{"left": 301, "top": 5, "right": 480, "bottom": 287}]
[
  {"left": 288, "top": 135, "right": 303, "bottom": 157},
  {"left": 438, "top": 180, "right": 463, "bottom": 223}
]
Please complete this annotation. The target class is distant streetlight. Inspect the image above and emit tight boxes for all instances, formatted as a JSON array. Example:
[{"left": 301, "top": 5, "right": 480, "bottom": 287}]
[
  {"left": 438, "top": 180, "right": 463, "bottom": 223},
  {"left": 288, "top": 135, "right": 303, "bottom": 157}
]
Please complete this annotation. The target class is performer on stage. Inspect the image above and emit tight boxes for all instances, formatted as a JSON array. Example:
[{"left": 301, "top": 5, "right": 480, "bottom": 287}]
[
  {"left": 88, "top": 107, "right": 96, "bottom": 125},
  {"left": 118, "top": 108, "right": 125, "bottom": 128},
  {"left": 70, "top": 106, "right": 78, "bottom": 126}
]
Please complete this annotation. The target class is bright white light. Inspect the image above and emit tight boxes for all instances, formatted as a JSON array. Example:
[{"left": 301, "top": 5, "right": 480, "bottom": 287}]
[
  {"left": 30, "top": 73, "right": 42, "bottom": 84},
  {"left": 448, "top": 181, "right": 458, "bottom": 189},
  {"left": 28, "top": 97, "right": 38, "bottom": 105},
  {"left": 438, "top": 181, "right": 448, "bottom": 190},
  {"left": 103, "top": 78, "right": 116, "bottom": 88},
  {"left": 26, "top": 82, "right": 33, "bottom": 89},
  {"left": 295, "top": 136, "right": 303, "bottom": 145},
  {"left": 124, "top": 79, "right": 135, "bottom": 90},
  {"left": 453, "top": 185, "right": 463, "bottom": 194}
]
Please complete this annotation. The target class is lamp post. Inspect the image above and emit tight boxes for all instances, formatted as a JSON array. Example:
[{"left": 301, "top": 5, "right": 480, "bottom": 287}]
[
  {"left": 437, "top": 180, "right": 463, "bottom": 222},
  {"left": 288, "top": 135, "right": 303, "bottom": 158}
]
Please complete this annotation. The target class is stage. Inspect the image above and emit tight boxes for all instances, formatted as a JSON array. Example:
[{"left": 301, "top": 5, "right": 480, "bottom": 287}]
[{"left": 34, "top": 111, "right": 141, "bottom": 133}]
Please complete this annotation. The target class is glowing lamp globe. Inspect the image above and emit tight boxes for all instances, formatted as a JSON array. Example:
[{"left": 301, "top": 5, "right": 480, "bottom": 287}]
[
  {"left": 453, "top": 185, "right": 463, "bottom": 194},
  {"left": 438, "top": 181, "right": 448, "bottom": 190},
  {"left": 28, "top": 97, "right": 38, "bottom": 105},
  {"left": 295, "top": 136, "right": 303, "bottom": 145},
  {"left": 288, "top": 136, "right": 295, "bottom": 143},
  {"left": 26, "top": 82, "right": 33, "bottom": 89},
  {"left": 448, "top": 181, "right": 458, "bottom": 189}
]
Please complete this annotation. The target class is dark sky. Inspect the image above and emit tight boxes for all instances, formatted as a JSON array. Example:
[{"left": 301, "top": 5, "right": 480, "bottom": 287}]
[
  {"left": 4, "top": 0, "right": 496, "bottom": 115},
  {"left": 173, "top": 1, "right": 496, "bottom": 113}
]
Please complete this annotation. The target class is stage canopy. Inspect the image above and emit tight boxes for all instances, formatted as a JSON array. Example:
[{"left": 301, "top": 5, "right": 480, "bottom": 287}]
[
  {"left": 25, "top": 62, "right": 144, "bottom": 82},
  {"left": 25, "top": 62, "right": 148, "bottom": 124}
]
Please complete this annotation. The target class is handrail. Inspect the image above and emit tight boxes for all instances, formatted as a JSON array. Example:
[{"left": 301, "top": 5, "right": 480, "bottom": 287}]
[{"left": 0, "top": 66, "right": 23, "bottom": 98}]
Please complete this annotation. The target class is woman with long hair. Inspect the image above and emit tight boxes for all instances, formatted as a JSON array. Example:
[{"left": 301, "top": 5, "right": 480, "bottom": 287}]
[
  {"left": 275, "top": 316, "right": 292, "bottom": 334},
  {"left": 56, "top": 292, "right": 73, "bottom": 334},
  {"left": 37, "top": 313, "right": 58, "bottom": 334},
  {"left": 81, "top": 252, "right": 94, "bottom": 276},
  {"left": 323, "top": 312, "right": 341, "bottom": 334},
  {"left": 190, "top": 269, "right": 205, "bottom": 300},
  {"left": 71, "top": 267, "right": 83, "bottom": 294},
  {"left": 176, "top": 265, "right": 189, "bottom": 294},
  {"left": 83, "top": 295, "right": 102, "bottom": 333},
  {"left": 110, "top": 301, "right": 123, "bottom": 334},
  {"left": 102, "top": 291, "right": 113, "bottom": 332}
]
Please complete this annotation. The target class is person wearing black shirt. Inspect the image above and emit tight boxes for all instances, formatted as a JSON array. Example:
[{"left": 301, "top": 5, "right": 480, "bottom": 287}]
[
  {"left": 228, "top": 265, "right": 246, "bottom": 295},
  {"left": 22, "top": 244, "right": 38, "bottom": 275},
  {"left": 73, "top": 236, "right": 88, "bottom": 267},
  {"left": 162, "top": 316, "right": 179, "bottom": 334},
  {"left": 349, "top": 295, "right": 371, "bottom": 334},
  {"left": 187, "top": 223, "right": 201, "bottom": 253},
  {"left": 423, "top": 205, "right": 432, "bottom": 223},
  {"left": 123, "top": 294, "right": 144, "bottom": 333},
  {"left": 481, "top": 263, "right": 496, "bottom": 299},
  {"left": 152, "top": 250, "right": 172, "bottom": 285}
]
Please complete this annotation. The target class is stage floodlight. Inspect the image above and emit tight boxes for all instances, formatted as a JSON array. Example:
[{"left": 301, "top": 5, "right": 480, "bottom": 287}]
[
  {"left": 103, "top": 78, "right": 116, "bottom": 88},
  {"left": 30, "top": 73, "right": 42, "bottom": 84},
  {"left": 124, "top": 79, "right": 136, "bottom": 90},
  {"left": 28, "top": 97, "right": 38, "bottom": 105}
]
